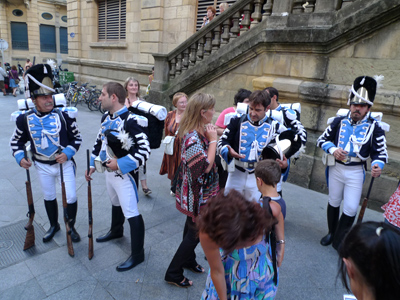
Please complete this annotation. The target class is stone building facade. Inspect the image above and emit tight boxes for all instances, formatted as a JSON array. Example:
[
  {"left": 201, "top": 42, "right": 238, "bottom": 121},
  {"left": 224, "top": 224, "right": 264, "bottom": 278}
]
[
  {"left": 66, "top": 0, "right": 199, "bottom": 91},
  {"left": 0, "top": 0, "right": 68, "bottom": 67}
]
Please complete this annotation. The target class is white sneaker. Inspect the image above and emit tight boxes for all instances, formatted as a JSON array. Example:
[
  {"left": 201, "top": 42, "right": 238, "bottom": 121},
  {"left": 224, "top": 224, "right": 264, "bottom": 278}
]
[{"left": 170, "top": 191, "right": 175, "bottom": 196}]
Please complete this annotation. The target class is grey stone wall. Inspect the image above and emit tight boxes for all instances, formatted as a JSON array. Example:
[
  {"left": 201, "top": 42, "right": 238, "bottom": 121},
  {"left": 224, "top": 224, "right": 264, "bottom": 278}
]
[{"left": 151, "top": 0, "right": 400, "bottom": 209}]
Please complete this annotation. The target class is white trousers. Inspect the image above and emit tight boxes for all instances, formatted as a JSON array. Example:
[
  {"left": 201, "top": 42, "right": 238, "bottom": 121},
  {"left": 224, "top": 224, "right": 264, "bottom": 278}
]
[
  {"left": 225, "top": 168, "right": 261, "bottom": 202},
  {"left": 34, "top": 160, "right": 77, "bottom": 203},
  {"left": 105, "top": 171, "right": 139, "bottom": 218},
  {"left": 328, "top": 163, "right": 364, "bottom": 217}
]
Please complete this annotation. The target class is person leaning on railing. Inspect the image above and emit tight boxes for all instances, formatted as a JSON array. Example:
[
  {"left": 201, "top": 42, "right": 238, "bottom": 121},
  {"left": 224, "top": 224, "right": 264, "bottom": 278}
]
[{"left": 201, "top": 6, "right": 216, "bottom": 28}]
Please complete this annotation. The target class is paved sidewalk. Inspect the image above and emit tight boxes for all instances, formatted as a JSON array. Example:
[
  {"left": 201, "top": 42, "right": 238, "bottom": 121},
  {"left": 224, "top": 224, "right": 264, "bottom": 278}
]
[{"left": 0, "top": 93, "right": 384, "bottom": 300}]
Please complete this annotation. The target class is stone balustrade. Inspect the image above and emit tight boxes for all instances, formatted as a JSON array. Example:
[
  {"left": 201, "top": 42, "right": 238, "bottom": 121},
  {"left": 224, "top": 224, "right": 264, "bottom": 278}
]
[{"left": 152, "top": 0, "right": 353, "bottom": 91}]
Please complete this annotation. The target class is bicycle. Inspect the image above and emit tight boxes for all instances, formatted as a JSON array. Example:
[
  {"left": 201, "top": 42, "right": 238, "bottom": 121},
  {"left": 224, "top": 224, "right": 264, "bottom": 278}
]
[{"left": 87, "top": 86, "right": 103, "bottom": 112}]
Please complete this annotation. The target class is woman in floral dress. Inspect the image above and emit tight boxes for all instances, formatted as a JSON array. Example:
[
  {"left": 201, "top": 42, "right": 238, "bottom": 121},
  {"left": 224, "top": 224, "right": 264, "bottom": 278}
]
[{"left": 198, "top": 190, "right": 279, "bottom": 300}]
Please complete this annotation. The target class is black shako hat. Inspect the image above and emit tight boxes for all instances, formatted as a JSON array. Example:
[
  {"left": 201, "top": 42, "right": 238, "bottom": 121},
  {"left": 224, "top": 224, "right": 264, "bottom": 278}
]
[
  {"left": 25, "top": 64, "right": 55, "bottom": 98},
  {"left": 104, "top": 129, "right": 134, "bottom": 158},
  {"left": 348, "top": 76, "right": 382, "bottom": 106},
  {"left": 261, "top": 130, "right": 302, "bottom": 160}
]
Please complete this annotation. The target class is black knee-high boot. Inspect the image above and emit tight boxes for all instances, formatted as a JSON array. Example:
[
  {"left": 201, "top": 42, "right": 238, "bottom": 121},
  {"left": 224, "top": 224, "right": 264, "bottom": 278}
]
[
  {"left": 67, "top": 202, "right": 81, "bottom": 242},
  {"left": 96, "top": 205, "right": 125, "bottom": 243},
  {"left": 43, "top": 199, "right": 60, "bottom": 242},
  {"left": 332, "top": 213, "right": 355, "bottom": 250},
  {"left": 320, "top": 204, "right": 340, "bottom": 246},
  {"left": 116, "top": 215, "right": 145, "bottom": 272}
]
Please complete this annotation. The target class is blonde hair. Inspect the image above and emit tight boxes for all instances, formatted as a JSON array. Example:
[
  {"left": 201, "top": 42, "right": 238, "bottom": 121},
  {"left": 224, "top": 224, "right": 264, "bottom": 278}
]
[
  {"left": 124, "top": 77, "right": 140, "bottom": 98},
  {"left": 219, "top": 2, "right": 229, "bottom": 11},
  {"left": 172, "top": 92, "right": 188, "bottom": 107},
  {"left": 178, "top": 93, "right": 215, "bottom": 137}
]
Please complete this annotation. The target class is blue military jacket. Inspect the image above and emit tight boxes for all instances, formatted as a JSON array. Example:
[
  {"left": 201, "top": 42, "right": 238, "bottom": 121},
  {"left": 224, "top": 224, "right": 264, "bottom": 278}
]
[
  {"left": 10, "top": 107, "right": 82, "bottom": 165},
  {"left": 218, "top": 113, "right": 287, "bottom": 172},
  {"left": 90, "top": 106, "right": 150, "bottom": 175},
  {"left": 316, "top": 113, "right": 388, "bottom": 170}
]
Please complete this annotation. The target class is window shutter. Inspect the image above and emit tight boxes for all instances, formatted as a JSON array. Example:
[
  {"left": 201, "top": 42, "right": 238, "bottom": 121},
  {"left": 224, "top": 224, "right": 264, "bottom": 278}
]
[
  {"left": 40, "top": 25, "right": 56, "bottom": 53},
  {"left": 98, "top": 0, "right": 126, "bottom": 41},
  {"left": 60, "top": 27, "right": 68, "bottom": 54},
  {"left": 10, "top": 22, "right": 29, "bottom": 50}
]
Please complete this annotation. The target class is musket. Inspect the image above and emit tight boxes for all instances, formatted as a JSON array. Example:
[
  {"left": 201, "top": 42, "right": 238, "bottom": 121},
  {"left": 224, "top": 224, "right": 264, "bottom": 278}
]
[
  {"left": 23, "top": 148, "right": 35, "bottom": 251},
  {"left": 59, "top": 152, "right": 74, "bottom": 257},
  {"left": 357, "top": 177, "right": 375, "bottom": 224},
  {"left": 87, "top": 149, "right": 94, "bottom": 260}
]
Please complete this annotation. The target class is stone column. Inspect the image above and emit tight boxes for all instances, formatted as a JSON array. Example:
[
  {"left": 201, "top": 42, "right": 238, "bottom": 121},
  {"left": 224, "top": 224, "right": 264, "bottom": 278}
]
[
  {"left": 66, "top": 0, "right": 81, "bottom": 74},
  {"left": 140, "top": 0, "right": 164, "bottom": 65},
  {"left": 149, "top": 53, "right": 169, "bottom": 106},
  {"left": 0, "top": 0, "right": 9, "bottom": 65},
  {"left": 26, "top": 0, "right": 40, "bottom": 62},
  {"left": 55, "top": 5, "right": 62, "bottom": 64}
]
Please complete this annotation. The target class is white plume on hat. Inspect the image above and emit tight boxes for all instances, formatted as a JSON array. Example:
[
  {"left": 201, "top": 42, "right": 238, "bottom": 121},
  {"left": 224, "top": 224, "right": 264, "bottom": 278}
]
[
  {"left": 116, "top": 131, "right": 133, "bottom": 151},
  {"left": 46, "top": 59, "right": 57, "bottom": 70}
]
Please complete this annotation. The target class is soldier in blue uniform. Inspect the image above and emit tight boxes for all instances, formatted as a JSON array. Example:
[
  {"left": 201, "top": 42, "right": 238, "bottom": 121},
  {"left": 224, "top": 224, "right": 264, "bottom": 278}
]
[
  {"left": 85, "top": 82, "right": 150, "bottom": 271},
  {"left": 264, "top": 87, "right": 307, "bottom": 194},
  {"left": 317, "top": 76, "right": 388, "bottom": 250},
  {"left": 218, "top": 90, "right": 288, "bottom": 201},
  {"left": 10, "top": 64, "right": 82, "bottom": 243}
]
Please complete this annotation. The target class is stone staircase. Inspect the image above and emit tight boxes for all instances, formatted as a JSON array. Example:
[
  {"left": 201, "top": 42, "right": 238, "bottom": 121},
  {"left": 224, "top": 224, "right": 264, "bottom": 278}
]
[{"left": 151, "top": 0, "right": 400, "bottom": 209}]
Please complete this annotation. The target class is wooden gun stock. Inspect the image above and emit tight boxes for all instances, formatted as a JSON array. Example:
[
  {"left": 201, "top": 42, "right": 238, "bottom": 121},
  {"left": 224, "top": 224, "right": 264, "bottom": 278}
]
[
  {"left": 23, "top": 150, "right": 35, "bottom": 250},
  {"left": 357, "top": 177, "right": 375, "bottom": 224},
  {"left": 87, "top": 149, "right": 94, "bottom": 260},
  {"left": 60, "top": 161, "right": 74, "bottom": 257}
]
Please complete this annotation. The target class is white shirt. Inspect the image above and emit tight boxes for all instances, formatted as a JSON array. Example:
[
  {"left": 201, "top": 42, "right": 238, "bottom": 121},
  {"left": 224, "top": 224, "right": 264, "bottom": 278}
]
[{"left": 0, "top": 67, "right": 7, "bottom": 80}]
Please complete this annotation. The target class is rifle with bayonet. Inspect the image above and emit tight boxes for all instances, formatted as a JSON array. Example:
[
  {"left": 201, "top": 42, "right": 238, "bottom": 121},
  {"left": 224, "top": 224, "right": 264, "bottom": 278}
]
[
  {"left": 59, "top": 151, "right": 74, "bottom": 257},
  {"left": 87, "top": 149, "right": 94, "bottom": 259},
  {"left": 357, "top": 177, "right": 375, "bottom": 224},
  {"left": 23, "top": 148, "right": 35, "bottom": 251}
]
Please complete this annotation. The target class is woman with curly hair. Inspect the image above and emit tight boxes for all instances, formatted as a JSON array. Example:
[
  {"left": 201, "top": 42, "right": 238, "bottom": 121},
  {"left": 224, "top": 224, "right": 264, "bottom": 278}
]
[
  {"left": 198, "top": 190, "right": 279, "bottom": 300},
  {"left": 338, "top": 221, "right": 400, "bottom": 300}
]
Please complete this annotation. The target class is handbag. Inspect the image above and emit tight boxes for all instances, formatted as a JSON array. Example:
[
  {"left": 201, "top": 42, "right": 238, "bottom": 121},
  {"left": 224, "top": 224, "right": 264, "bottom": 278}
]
[
  {"left": 162, "top": 130, "right": 178, "bottom": 155},
  {"left": 162, "top": 136, "right": 175, "bottom": 155},
  {"left": 15, "top": 78, "right": 20, "bottom": 84}
]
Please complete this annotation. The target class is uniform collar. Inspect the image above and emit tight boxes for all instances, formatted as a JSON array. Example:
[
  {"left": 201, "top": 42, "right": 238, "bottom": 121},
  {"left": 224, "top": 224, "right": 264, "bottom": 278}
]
[
  {"left": 34, "top": 108, "right": 53, "bottom": 117},
  {"left": 348, "top": 114, "right": 368, "bottom": 125},
  {"left": 109, "top": 106, "right": 128, "bottom": 118},
  {"left": 247, "top": 113, "right": 268, "bottom": 126}
]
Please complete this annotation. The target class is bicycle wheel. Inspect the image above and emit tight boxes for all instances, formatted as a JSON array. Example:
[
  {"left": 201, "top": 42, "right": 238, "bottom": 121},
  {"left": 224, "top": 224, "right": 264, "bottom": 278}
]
[
  {"left": 88, "top": 95, "right": 100, "bottom": 111},
  {"left": 71, "top": 93, "right": 79, "bottom": 107}
]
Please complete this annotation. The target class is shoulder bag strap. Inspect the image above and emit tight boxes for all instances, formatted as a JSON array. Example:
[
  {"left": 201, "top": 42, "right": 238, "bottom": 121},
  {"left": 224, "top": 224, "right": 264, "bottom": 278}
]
[{"left": 262, "top": 196, "right": 278, "bottom": 285}]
